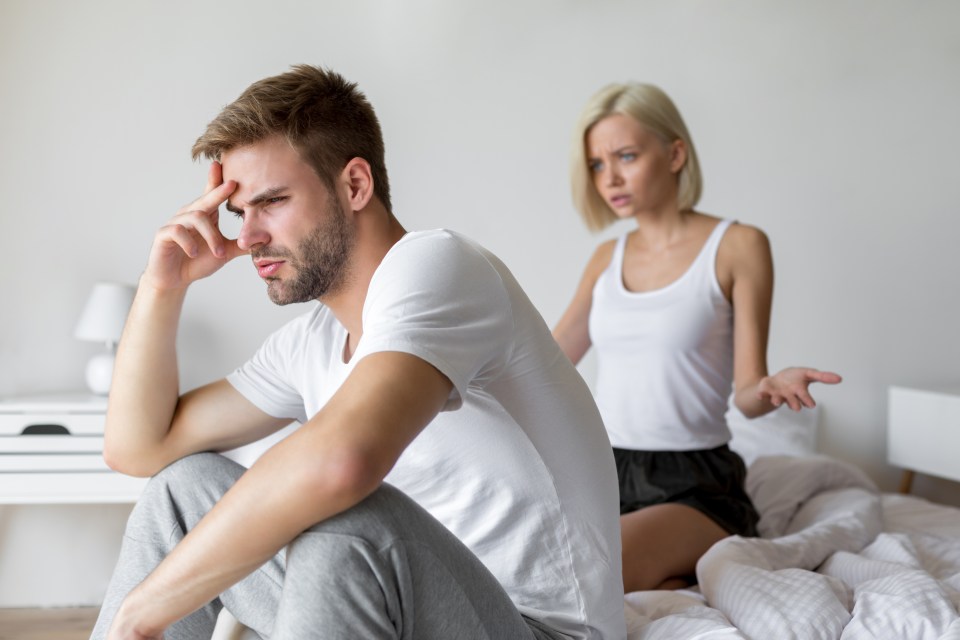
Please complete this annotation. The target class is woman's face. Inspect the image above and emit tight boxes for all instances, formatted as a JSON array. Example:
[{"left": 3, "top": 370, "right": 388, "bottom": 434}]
[{"left": 585, "top": 114, "right": 685, "bottom": 218}]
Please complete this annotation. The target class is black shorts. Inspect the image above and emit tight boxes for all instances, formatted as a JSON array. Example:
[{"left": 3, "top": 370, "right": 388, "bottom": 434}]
[{"left": 613, "top": 445, "right": 759, "bottom": 537}]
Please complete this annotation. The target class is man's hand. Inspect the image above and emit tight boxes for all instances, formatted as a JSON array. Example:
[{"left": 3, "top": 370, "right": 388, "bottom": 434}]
[
  {"left": 106, "top": 594, "right": 166, "bottom": 640},
  {"left": 756, "top": 367, "right": 843, "bottom": 411},
  {"left": 144, "top": 162, "right": 246, "bottom": 291}
]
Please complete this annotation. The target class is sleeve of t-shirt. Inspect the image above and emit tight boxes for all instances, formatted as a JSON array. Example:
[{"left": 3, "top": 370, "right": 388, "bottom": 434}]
[
  {"left": 353, "top": 231, "right": 514, "bottom": 411},
  {"left": 227, "top": 315, "right": 310, "bottom": 423}
]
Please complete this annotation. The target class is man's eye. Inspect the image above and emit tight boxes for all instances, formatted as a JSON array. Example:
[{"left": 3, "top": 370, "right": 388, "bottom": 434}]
[
  {"left": 267, "top": 196, "right": 286, "bottom": 204},
  {"left": 620, "top": 152, "right": 636, "bottom": 161}
]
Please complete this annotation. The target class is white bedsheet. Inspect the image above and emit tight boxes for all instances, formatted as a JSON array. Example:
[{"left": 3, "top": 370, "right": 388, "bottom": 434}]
[{"left": 625, "top": 455, "right": 960, "bottom": 639}]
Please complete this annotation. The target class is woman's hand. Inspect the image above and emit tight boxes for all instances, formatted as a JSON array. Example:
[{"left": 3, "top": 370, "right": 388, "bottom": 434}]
[{"left": 757, "top": 367, "right": 842, "bottom": 411}]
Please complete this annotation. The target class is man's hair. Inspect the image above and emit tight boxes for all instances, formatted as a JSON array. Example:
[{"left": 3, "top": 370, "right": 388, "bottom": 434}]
[
  {"left": 570, "top": 82, "right": 702, "bottom": 231},
  {"left": 192, "top": 65, "right": 391, "bottom": 211}
]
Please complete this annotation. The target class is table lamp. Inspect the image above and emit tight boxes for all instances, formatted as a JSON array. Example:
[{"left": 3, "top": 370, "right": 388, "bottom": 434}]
[{"left": 74, "top": 282, "right": 136, "bottom": 395}]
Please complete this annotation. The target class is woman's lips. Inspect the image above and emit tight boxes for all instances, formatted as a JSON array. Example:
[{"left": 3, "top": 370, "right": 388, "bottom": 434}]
[{"left": 609, "top": 194, "right": 631, "bottom": 208}]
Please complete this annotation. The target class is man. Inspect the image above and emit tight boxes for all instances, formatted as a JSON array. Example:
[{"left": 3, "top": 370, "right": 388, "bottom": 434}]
[{"left": 93, "top": 65, "right": 625, "bottom": 640}]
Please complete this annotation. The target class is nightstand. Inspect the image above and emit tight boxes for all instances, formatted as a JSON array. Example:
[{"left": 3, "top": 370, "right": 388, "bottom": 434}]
[
  {"left": 0, "top": 393, "right": 147, "bottom": 504},
  {"left": 888, "top": 386, "right": 960, "bottom": 494}
]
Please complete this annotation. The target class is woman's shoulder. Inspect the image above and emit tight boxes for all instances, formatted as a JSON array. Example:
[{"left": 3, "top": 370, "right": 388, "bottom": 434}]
[
  {"left": 722, "top": 221, "right": 770, "bottom": 254},
  {"left": 715, "top": 219, "right": 773, "bottom": 278},
  {"left": 688, "top": 212, "right": 766, "bottom": 242},
  {"left": 586, "top": 237, "right": 619, "bottom": 274}
]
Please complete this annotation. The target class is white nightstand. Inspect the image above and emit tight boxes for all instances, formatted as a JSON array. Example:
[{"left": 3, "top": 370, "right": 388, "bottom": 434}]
[
  {"left": 0, "top": 393, "right": 147, "bottom": 504},
  {"left": 888, "top": 386, "right": 960, "bottom": 494}
]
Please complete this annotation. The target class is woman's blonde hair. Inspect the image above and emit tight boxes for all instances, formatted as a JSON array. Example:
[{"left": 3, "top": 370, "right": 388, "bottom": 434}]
[{"left": 570, "top": 83, "right": 702, "bottom": 231}]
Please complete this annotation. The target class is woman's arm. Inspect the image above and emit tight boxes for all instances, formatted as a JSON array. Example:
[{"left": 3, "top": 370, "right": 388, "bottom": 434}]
[
  {"left": 553, "top": 241, "right": 616, "bottom": 366},
  {"left": 723, "top": 224, "right": 840, "bottom": 418}
]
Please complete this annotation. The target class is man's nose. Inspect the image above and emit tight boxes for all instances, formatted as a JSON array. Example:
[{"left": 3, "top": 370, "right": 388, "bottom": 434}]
[{"left": 236, "top": 217, "right": 270, "bottom": 251}]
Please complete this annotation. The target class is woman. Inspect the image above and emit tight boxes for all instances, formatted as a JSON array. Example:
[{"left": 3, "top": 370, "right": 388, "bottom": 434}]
[{"left": 553, "top": 82, "right": 841, "bottom": 593}]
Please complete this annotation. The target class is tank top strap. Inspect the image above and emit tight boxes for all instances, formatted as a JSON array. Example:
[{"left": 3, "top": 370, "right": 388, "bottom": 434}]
[
  {"left": 602, "top": 233, "right": 629, "bottom": 290},
  {"left": 702, "top": 219, "right": 735, "bottom": 265},
  {"left": 691, "top": 218, "right": 735, "bottom": 291},
  {"left": 611, "top": 232, "right": 629, "bottom": 270}
]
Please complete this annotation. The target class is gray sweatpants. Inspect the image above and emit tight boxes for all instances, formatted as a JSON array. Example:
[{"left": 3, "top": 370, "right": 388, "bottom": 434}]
[{"left": 91, "top": 453, "right": 567, "bottom": 640}]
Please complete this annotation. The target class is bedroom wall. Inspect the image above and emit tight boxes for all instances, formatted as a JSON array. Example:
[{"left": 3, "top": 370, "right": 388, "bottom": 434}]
[{"left": 1, "top": 0, "right": 958, "bottom": 607}]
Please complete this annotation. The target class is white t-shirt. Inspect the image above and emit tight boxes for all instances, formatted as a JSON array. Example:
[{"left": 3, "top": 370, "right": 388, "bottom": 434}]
[{"left": 228, "top": 230, "right": 626, "bottom": 640}]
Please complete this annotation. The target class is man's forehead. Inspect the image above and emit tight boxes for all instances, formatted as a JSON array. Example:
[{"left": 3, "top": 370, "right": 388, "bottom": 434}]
[
  {"left": 220, "top": 136, "right": 300, "bottom": 172},
  {"left": 220, "top": 140, "right": 302, "bottom": 189}
]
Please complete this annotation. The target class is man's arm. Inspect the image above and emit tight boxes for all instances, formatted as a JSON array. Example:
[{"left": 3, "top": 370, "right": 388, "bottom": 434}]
[
  {"left": 103, "top": 163, "right": 288, "bottom": 477},
  {"left": 107, "top": 350, "right": 453, "bottom": 639},
  {"left": 104, "top": 285, "right": 290, "bottom": 476}
]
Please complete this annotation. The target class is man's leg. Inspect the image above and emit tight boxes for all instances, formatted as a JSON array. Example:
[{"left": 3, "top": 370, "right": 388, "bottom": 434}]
[
  {"left": 90, "top": 453, "right": 283, "bottom": 640},
  {"left": 93, "top": 453, "right": 565, "bottom": 640},
  {"left": 273, "top": 483, "right": 564, "bottom": 640}
]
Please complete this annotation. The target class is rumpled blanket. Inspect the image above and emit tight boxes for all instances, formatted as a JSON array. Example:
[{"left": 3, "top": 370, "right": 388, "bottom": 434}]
[{"left": 625, "top": 455, "right": 960, "bottom": 639}]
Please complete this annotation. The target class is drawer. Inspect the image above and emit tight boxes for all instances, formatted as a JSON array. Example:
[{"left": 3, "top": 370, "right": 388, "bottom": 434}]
[
  {"left": 0, "top": 412, "right": 105, "bottom": 436},
  {"left": 0, "top": 435, "right": 104, "bottom": 454},
  {"left": 0, "top": 471, "right": 147, "bottom": 504},
  {"left": 0, "top": 453, "right": 110, "bottom": 472}
]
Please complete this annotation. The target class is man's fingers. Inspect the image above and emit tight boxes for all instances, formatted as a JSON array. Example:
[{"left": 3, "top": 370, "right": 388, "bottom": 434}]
[
  {"left": 222, "top": 239, "right": 249, "bottom": 261},
  {"left": 175, "top": 210, "right": 230, "bottom": 258},
  {"left": 164, "top": 223, "right": 201, "bottom": 258},
  {"left": 193, "top": 219, "right": 227, "bottom": 258},
  {"left": 204, "top": 162, "right": 223, "bottom": 195},
  {"left": 167, "top": 208, "right": 230, "bottom": 256},
  {"left": 182, "top": 179, "right": 237, "bottom": 217}
]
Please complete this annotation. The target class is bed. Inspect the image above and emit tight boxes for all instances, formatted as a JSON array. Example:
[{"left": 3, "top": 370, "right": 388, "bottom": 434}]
[
  {"left": 624, "top": 453, "right": 960, "bottom": 639},
  {"left": 623, "top": 406, "right": 960, "bottom": 639},
  {"left": 215, "top": 407, "right": 960, "bottom": 639}
]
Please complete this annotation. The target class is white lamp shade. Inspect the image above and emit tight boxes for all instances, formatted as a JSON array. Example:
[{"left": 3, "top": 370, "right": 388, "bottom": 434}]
[{"left": 74, "top": 282, "right": 136, "bottom": 345}]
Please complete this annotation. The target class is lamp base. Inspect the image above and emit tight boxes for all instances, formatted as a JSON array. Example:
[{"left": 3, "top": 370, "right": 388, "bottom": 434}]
[{"left": 85, "top": 352, "right": 115, "bottom": 395}]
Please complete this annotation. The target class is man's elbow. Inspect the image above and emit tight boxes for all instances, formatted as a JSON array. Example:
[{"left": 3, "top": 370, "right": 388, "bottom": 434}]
[
  {"left": 102, "top": 443, "right": 166, "bottom": 478},
  {"left": 303, "top": 448, "right": 388, "bottom": 510}
]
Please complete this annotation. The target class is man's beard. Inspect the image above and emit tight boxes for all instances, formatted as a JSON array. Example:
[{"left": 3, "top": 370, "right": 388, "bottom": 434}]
[{"left": 256, "top": 196, "right": 355, "bottom": 305}]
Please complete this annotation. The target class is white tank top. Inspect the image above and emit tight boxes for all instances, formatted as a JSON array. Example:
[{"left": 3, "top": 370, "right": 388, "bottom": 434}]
[{"left": 588, "top": 219, "right": 735, "bottom": 451}]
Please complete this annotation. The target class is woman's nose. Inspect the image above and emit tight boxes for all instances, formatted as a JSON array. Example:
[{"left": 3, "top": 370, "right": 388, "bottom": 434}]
[{"left": 605, "top": 164, "right": 623, "bottom": 186}]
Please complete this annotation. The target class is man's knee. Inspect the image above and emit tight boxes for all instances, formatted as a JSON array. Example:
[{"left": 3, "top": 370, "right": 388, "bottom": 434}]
[
  {"left": 138, "top": 452, "right": 244, "bottom": 511},
  {"left": 154, "top": 451, "right": 226, "bottom": 477},
  {"left": 304, "top": 483, "right": 420, "bottom": 540}
]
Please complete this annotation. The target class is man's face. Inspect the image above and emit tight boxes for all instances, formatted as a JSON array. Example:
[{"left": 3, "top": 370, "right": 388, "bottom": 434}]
[{"left": 222, "top": 136, "right": 355, "bottom": 304}]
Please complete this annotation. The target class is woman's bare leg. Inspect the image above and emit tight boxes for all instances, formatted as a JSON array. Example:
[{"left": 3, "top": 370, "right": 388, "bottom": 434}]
[{"left": 620, "top": 503, "right": 729, "bottom": 593}]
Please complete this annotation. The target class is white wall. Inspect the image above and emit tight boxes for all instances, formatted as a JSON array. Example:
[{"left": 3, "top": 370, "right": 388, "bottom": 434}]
[{"left": 1, "top": 0, "right": 959, "bottom": 606}]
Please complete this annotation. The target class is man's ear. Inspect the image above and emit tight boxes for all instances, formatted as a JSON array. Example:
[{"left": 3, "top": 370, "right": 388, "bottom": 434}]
[{"left": 340, "top": 157, "right": 375, "bottom": 212}]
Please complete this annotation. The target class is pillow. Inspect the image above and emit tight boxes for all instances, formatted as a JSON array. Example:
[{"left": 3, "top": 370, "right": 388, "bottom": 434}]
[{"left": 726, "top": 399, "right": 819, "bottom": 467}]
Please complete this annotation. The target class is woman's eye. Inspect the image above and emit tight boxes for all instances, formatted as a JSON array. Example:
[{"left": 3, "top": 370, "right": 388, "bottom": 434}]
[
  {"left": 620, "top": 152, "right": 636, "bottom": 162},
  {"left": 589, "top": 161, "right": 603, "bottom": 173}
]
